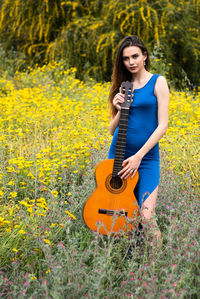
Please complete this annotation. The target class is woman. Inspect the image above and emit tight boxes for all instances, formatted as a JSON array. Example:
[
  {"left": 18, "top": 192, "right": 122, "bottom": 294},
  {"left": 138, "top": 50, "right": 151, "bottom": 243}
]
[{"left": 108, "top": 35, "right": 169, "bottom": 246}]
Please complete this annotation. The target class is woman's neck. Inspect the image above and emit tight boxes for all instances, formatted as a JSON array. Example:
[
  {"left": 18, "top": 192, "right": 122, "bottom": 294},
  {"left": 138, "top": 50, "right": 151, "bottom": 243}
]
[{"left": 132, "top": 69, "right": 151, "bottom": 83}]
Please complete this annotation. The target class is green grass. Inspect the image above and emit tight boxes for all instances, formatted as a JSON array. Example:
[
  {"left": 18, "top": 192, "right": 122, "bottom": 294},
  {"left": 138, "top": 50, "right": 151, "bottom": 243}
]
[
  {"left": 0, "top": 147, "right": 199, "bottom": 298},
  {"left": 0, "top": 63, "right": 199, "bottom": 298}
]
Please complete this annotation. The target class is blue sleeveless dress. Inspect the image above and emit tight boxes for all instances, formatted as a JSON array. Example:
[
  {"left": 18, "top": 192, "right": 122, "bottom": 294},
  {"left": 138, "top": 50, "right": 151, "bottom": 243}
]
[{"left": 108, "top": 74, "right": 161, "bottom": 208}]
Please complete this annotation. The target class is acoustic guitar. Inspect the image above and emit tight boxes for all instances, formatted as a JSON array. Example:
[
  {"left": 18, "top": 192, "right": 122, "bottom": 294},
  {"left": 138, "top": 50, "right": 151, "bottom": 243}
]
[{"left": 83, "top": 81, "right": 139, "bottom": 235}]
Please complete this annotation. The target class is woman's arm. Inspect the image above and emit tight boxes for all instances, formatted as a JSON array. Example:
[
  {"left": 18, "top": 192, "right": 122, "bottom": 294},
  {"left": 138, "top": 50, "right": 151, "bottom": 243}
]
[
  {"left": 119, "top": 76, "right": 170, "bottom": 179},
  {"left": 109, "top": 92, "right": 125, "bottom": 135},
  {"left": 109, "top": 111, "right": 121, "bottom": 135},
  {"left": 136, "top": 75, "right": 169, "bottom": 159}
]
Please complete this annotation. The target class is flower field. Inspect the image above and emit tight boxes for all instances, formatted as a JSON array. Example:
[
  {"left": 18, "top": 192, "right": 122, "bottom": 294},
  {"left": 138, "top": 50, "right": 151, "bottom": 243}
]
[{"left": 0, "top": 62, "right": 199, "bottom": 297}]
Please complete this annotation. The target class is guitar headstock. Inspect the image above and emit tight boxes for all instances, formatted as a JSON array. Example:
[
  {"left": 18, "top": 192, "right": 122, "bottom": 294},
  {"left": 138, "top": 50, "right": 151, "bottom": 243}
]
[{"left": 120, "top": 81, "right": 134, "bottom": 109}]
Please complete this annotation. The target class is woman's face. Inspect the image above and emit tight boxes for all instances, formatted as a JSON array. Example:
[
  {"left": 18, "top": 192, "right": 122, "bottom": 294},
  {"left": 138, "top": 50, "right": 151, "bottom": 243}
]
[{"left": 122, "top": 46, "right": 147, "bottom": 74}]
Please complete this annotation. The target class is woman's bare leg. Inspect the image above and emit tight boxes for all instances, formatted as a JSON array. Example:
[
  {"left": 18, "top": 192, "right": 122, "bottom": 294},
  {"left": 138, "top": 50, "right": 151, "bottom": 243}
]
[{"left": 140, "top": 186, "right": 162, "bottom": 249}]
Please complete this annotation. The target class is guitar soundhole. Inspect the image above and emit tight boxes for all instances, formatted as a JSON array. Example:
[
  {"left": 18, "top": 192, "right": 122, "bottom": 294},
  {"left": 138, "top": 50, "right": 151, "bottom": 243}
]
[
  {"left": 110, "top": 176, "right": 123, "bottom": 189},
  {"left": 105, "top": 174, "right": 127, "bottom": 194}
]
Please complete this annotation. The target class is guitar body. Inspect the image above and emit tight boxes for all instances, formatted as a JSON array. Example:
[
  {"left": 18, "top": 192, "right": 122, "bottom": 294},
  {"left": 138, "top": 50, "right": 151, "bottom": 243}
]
[
  {"left": 83, "top": 159, "right": 139, "bottom": 235},
  {"left": 83, "top": 81, "right": 139, "bottom": 235}
]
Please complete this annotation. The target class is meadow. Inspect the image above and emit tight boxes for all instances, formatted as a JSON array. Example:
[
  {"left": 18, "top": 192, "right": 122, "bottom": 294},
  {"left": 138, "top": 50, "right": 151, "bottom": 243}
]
[{"left": 0, "top": 62, "right": 199, "bottom": 298}]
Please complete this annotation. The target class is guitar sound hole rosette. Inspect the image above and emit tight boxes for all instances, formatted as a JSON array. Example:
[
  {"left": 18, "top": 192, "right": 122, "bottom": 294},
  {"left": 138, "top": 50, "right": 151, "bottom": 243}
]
[{"left": 105, "top": 174, "right": 127, "bottom": 194}]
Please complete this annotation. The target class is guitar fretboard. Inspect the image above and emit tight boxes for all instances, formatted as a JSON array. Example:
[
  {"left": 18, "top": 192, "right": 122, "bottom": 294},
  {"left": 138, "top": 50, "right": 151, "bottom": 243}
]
[{"left": 112, "top": 108, "right": 130, "bottom": 176}]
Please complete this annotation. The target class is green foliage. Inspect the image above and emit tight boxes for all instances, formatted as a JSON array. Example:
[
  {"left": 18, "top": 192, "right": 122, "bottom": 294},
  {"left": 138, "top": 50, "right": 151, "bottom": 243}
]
[
  {"left": 0, "top": 64, "right": 199, "bottom": 297},
  {"left": 0, "top": 44, "right": 28, "bottom": 76},
  {"left": 0, "top": 150, "right": 200, "bottom": 298},
  {"left": 0, "top": 0, "right": 199, "bottom": 88},
  {"left": 150, "top": 45, "right": 170, "bottom": 80}
]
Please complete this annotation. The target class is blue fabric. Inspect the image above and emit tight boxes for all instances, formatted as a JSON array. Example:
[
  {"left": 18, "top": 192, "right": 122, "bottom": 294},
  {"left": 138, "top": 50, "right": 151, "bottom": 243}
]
[{"left": 108, "top": 74, "right": 161, "bottom": 208}]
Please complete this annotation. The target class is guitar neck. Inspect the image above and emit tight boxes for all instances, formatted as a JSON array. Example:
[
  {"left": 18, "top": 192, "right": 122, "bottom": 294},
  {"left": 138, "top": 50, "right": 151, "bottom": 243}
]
[{"left": 112, "top": 108, "right": 130, "bottom": 176}]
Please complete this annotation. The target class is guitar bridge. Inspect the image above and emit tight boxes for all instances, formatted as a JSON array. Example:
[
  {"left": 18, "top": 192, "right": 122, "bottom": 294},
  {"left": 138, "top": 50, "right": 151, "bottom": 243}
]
[{"left": 98, "top": 209, "right": 128, "bottom": 216}]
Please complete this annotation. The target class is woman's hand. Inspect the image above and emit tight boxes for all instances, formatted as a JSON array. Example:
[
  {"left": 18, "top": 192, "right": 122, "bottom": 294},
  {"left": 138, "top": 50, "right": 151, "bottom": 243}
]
[
  {"left": 118, "top": 154, "right": 142, "bottom": 179},
  {"left": 113, "top": 92, "right": 125, "bottom": 111}
]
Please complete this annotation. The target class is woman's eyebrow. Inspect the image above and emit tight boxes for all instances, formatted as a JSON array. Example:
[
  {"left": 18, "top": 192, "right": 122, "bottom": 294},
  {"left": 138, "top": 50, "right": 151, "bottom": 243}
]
[{"left": 123, "top": 53, "right": 139, "bottom": 58}]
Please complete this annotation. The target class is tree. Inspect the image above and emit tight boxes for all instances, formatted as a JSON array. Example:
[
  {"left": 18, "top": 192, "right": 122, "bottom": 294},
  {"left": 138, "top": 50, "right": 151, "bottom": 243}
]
[{"left": 0, "top": 0, "right": 199, "bottom": 88}]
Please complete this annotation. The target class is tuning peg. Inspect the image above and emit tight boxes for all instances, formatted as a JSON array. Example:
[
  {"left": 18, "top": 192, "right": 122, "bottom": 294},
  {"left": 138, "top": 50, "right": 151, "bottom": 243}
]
[{"left": 131, "top": 90, "right": 134, "bottom": 103}]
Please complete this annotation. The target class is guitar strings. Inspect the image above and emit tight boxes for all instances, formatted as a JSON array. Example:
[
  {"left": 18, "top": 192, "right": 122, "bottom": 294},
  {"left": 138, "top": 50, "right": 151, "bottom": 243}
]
[{"left": 112, "top": 85, "right": 133, "bottom": 219}]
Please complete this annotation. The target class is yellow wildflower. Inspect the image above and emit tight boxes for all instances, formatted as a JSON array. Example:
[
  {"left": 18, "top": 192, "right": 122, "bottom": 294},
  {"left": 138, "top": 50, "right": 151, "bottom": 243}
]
[
  {"left": 43, "top": 238, "right": 50, "bottom": 244},
  {"left": 51, "top": 190, "right": 58, "bottom": 197},
  {"left": 8, "top": 180, "right": 15, "bottom": 185},
  {"left": 50, "top": 223, "right": 56, "bottom": 227},
  {"left": 18, "top": 229, "right": 26, "bottom": 234},
  {"left": 10, "top": 191, "right": 17, "bottom": 198},
  {"left": 65, "top": 210, "right": 76, "bottom": 220},
  {"left": 30, "top": 276, "right": 37, "bottom": 280}
]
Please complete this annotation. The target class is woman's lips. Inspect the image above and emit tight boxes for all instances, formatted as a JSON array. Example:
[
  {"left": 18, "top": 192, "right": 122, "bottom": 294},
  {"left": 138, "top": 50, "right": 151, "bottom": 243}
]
[{"left": 130, "top": 66, "right": 136, "bottom": 70}]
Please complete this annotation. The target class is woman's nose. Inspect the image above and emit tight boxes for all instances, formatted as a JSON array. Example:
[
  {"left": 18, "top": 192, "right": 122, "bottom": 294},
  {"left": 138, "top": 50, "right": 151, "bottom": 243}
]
[{"left": 129, "top": 58, "right": 135, "bottom": 65}]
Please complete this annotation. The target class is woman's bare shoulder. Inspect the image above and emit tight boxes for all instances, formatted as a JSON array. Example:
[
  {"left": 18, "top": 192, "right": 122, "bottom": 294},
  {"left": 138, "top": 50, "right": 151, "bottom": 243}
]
[{"left": 155, "top": 75, "right": 169, "bottom": 97}]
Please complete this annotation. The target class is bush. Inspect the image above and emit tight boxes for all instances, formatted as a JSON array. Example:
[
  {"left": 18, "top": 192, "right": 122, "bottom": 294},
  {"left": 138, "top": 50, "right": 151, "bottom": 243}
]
[{"left": 0, "top": 0, "right": 199, "bottom": 88}]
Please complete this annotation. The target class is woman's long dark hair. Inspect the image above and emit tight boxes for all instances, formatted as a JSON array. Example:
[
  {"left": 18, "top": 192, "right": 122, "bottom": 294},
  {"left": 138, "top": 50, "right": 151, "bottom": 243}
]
[{"left": 109, "top": 35, "right": 150, "bottom": 117}]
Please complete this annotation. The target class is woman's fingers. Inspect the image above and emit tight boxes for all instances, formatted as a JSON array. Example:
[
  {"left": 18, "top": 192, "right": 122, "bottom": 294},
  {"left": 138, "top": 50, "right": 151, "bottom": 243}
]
[
  {"left": 118, "top": 155, "right": 141, "bottom": 179},
  {"left": 118, "top": 165, "right": 134, "bottom": 179},
  {"left": 118, "top": 163, "right": 128, "bottom": 176},
  {"left": 121, "top": 168, "right": 137, "bottom": 180},
  {"left": 113, "top": 93, "right": 125, "bottom": 110},
  {"left": 118, "top": 160, "right": 138, "bottom": 179},
  {"left": 131, "top": 169, "right": 137, "bottom": 178},
  {"left": 122, "top": 159, "right": 128, "bottom": 166},
  {"left": 122, "top": 168, "right": 134, "bottom": 180}
]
